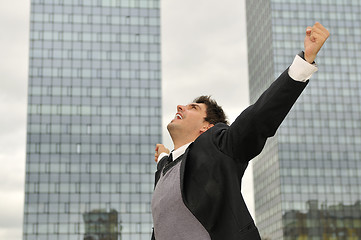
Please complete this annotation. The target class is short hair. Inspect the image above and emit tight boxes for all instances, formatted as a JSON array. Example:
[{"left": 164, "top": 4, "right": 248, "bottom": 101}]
[{"left": 193, "top": 95, "right": 229, "bottom": 125}]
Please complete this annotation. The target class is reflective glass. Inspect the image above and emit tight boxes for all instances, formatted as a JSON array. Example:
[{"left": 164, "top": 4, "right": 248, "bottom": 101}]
[
  {"left": 24, "top": 0, "right": 161, "bottom": 239},
  {"left": 246, "top": 0, "right": 361, "bottom": 239}
]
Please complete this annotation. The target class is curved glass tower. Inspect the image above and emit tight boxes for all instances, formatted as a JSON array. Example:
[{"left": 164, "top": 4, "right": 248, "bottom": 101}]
[
  {"left": 23, "top": 0, "right": 162, "bottom": 239},
  {"left": 246, "top": 1, "right": 361, "bottom": 239}
]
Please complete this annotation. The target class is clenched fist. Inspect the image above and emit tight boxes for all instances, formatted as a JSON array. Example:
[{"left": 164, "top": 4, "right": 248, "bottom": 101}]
[
  {"left": 154, "top": 144, "right": 170, "bottom": 162},
  {"left": 304, "top": 22, "right": 330, "bottom": 63}
]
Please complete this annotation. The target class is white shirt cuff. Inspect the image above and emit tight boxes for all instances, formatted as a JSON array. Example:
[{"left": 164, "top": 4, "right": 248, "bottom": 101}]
[
  {"left": 288, "top": 55, "right": 318, "bottom": 82},
  {"left": 157, "top": 152, "right": 169, "bottom": 163}
]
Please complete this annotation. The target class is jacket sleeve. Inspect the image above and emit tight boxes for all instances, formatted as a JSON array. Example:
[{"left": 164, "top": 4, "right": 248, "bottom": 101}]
[
  {"left": 215, "top": 68, "right": 309, "bottom": 162},
  {"left": 151, "top": 229, "right": 156, "bottom": 240},
  {"left": 153, "top": 156, "right": 169, "bottom": 189}
]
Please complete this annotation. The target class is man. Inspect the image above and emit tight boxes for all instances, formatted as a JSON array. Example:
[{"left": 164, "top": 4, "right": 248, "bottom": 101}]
[{"left": 151, "top": 22, "right": 329, "bottom": 239}]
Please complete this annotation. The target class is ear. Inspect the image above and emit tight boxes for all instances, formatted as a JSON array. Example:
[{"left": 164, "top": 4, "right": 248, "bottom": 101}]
[{"left": 200, "top": 123, "right": 214, "bottom": 134}]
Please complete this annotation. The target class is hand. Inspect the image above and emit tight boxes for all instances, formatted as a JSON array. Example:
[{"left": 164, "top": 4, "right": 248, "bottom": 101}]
[
  {"left": 154, "top": 144, "right": 170, "bottom": 162},
  {"left": 304, "top": 22, "right": 330, "bottom": 63}
]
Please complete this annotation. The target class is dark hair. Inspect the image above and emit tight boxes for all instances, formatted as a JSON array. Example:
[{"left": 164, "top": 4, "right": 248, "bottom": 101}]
[{"left": 193, "top": 95, "right": 229, "bottom": 125}]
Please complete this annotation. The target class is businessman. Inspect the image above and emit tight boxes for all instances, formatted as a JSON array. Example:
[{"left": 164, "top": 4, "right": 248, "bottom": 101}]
[{"left": 151, "top": 22, "right": 329, "bottom": 240}]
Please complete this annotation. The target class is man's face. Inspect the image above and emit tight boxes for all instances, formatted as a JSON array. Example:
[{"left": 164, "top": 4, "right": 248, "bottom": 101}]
[{"left": 167, "top": 103, "right": 210, "bottom": 136}]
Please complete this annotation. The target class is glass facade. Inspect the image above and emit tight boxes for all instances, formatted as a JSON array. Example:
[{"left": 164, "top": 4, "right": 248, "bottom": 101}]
[
  {"left": 23, "top": 0, "right": 161, "bottom": 239},
  {"left": 246, "top": 1, "right": 361, "bottom": 239}
]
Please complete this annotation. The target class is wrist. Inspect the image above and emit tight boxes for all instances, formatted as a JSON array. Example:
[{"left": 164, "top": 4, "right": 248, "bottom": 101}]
[
  {"left": 302, "top": 51, "right": 316, "bottom": 64},
  {"left": 289, "top": 53, "right": 318, "bottom": 82}
]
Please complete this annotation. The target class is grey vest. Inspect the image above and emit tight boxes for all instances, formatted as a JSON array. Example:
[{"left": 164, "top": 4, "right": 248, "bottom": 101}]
[{"left": 151, "top": 155, "right": 211, "bottom": 240}]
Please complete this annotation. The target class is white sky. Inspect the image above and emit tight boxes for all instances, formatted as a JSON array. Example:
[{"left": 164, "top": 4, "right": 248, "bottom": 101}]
[{"left": 0, "top": 0, "right": 254, "bottom": 238}]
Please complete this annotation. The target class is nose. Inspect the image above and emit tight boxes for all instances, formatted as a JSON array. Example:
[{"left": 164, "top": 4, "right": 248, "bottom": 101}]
[{"left": 177, "top": 105, "right": 185, "bottom": 112}]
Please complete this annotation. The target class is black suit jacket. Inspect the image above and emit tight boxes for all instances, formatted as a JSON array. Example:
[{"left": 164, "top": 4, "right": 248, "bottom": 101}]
[{"left": 152, "top": 69, "right": 309, "bottom": 239}]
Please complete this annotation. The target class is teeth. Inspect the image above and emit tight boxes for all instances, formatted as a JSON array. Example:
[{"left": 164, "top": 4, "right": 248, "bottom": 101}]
[{"left": 175, "top": 113, "right": 183, "bottom": 119}]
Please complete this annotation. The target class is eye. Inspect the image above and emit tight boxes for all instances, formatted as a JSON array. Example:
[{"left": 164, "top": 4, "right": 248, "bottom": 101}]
[{"left": 190, "top": 105, "right": 198, "bottom": 110}]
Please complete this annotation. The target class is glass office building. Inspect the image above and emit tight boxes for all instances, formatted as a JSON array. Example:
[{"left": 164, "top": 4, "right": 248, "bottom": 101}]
[
  {"left": 246, "top": 1, "right": 361, "bottom": 239},
  {"left": 23, "top": 0, "right": 161, "bottom": 239}
]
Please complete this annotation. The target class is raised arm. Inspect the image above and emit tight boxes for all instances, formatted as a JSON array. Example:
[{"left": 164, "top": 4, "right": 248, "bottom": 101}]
[{"left": 217, "top": 22, "right": 329, "bottom": 162}]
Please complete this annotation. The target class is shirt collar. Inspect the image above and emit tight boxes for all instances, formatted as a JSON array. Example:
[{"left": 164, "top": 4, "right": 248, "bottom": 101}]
[{"left": 171, "top": 142, "right": 192, "bottom": 161}]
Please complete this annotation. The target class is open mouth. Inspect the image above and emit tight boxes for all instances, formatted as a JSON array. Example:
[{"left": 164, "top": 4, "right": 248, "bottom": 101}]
[{"left": 175, "top": 113, "right": 183, "bottom": 119}]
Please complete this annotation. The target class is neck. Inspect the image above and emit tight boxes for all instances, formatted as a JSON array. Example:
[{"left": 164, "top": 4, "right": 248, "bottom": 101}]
[
  {"left": 173, "top": 140, "right": 192, "bottom": 150},
  {"left": 170, "top": 134, "right": 197, "bottom": 150}
]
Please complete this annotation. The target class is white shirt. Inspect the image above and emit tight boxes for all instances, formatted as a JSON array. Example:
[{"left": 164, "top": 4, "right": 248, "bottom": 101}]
[
  {"left": 157, "top": 54, "right": 318, "bottom": 162},
  {"left": 158, "top": 142, "right": 192, "bottom": 162},
  {"left": 289, "top": 54, "right": 318, "bottom": 82}
]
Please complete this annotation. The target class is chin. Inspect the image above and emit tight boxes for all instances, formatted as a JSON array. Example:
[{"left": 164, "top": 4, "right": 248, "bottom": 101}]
[
  {"left": 167, "top": 121, "right": 175, "bottom": 126},
  {"left": 167, "top": 121, "right": 178, "bottom": 132}
]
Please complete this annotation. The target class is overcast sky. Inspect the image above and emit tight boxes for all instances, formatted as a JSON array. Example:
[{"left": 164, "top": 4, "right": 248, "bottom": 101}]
[{"left": 0, "top": 0, "right": 253, "bottom": 238}]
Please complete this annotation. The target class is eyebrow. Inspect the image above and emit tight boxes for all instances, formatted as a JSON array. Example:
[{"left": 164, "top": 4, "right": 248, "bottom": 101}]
[{"left": 189, "top": 103, "right": 201, "bottom": 110}]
